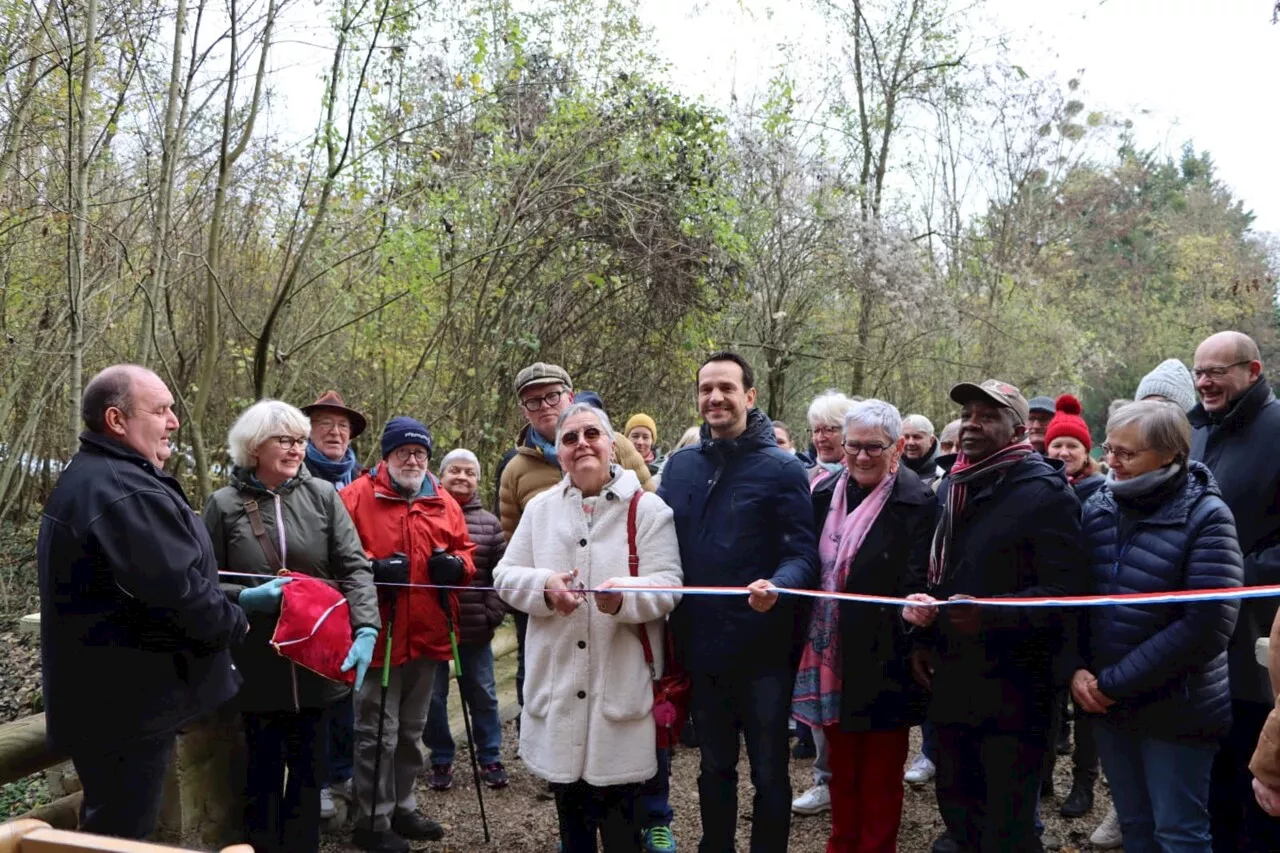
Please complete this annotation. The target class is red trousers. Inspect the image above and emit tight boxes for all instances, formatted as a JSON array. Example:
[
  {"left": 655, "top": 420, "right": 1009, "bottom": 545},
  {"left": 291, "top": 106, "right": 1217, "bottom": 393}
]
[{"left": 822, "top": 725, "right": 911, "bottom": 853}]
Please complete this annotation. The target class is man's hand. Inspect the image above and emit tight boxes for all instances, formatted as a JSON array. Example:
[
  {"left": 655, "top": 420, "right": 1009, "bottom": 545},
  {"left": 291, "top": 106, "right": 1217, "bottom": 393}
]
[
  {"left": 544, "top": 570, "right": 585, "bottom": 616},
  {"left": 1071, "top": 668, "right": 1107, "bottom": 715},
  {"left": 910, "top": 648, "right": 934, "bottom": 690},
  {"left": 1255, "top": 778, "right": 1280, "bottom": 817},
  {"left": 592, "top": 578, "right": 624, "bottom": 616},
  {"left": 903, "top": 593, "right": 939, "bottom": 628},
  {"left": 946, "top": 594, "right": 980, "bottom": 635},
  {"left": 746, "top": 579, "right": 780, "bottom": 613}
]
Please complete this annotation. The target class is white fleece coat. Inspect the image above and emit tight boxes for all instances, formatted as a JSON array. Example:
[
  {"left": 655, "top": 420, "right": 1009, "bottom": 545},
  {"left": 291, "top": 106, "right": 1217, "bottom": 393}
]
[{"left": 495, "top": 467, "right": 683, "bottom": 786}]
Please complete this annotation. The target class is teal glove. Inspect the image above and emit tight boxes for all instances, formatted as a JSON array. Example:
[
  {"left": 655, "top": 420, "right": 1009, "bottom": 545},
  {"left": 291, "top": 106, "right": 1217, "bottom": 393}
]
[
  {"left": 238, "top": 577, "right": 292, "bottom": 614},
  {"left": 342, "top": 626, "right": 379, "bottom": 691}
]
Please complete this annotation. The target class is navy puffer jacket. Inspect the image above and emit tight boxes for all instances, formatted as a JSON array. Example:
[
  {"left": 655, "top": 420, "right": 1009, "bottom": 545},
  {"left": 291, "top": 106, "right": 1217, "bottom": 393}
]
[{"left": 1076, "top": 461, "right": 1243, "bottom": 741}]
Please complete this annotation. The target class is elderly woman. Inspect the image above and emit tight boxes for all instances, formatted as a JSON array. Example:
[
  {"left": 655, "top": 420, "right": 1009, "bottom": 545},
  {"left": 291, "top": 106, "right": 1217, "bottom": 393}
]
[
  {"left": 204, "top": 400, "right": 380, "bottom": 853},
  {"left": 495, "top": 403, "right": 683, "bottom": 853},
  {"left": 1069, "top": 400, "right": 1242, "bottom": 852},
  {"left": 792, "top": 399, "right": 936, "bottom": 853},
  {"left": 807, "top": 390, "right": 857, "bottom": 485}
]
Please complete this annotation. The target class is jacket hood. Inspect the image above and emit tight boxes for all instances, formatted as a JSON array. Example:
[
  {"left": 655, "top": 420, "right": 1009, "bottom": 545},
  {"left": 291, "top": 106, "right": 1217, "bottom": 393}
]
[
  {"left": 698, "top": 408, "right": 776, "bottom": 456},
  {"left": 557, "top": 464, "right": 642, "bottom": 502},
  {"left": 1093, "top": 459, "right": 1219, "bottom": 525},
  {"left": 229, "top": 463, "right": 312, "bottom": 495},
  {"left": 1188, "top": 373, "right": 1275, "bottom": 431}
]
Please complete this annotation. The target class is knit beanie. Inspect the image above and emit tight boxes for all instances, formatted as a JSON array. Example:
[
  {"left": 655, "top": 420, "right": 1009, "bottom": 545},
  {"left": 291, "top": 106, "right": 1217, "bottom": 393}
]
[
  {"left": 380, "top": 416, "right": 434, "bottom": 460},
  {"left": 624, "top": 413, "right": 658, "bottom": 443},
  {"left": 575, "top": 390, "right": 605, "bottom": 411},
  {"left": 1135, "top": 359, "right": 1197, "bottom": 412},
  {"left": 1044, "top": 394, "right": 1091, "bottom": 452}
]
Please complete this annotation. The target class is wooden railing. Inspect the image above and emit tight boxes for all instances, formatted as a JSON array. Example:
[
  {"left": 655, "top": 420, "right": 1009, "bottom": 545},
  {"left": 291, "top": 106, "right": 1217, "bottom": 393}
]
[
  {"left": 0, "top": 820, "right": 251, "bottom": 853},
  {"left": 0, "top": 715, "right": 80, "bottom": 829}
]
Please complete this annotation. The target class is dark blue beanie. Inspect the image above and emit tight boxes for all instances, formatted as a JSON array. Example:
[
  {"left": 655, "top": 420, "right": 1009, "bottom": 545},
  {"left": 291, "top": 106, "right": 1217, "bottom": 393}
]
[{"left": 381, "top": 416, "right": 434, "bottom": 459}]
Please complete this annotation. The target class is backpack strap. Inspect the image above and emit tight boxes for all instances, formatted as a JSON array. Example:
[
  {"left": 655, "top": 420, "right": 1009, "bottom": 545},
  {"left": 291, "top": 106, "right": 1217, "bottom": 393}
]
[
  {"left": 628, "top": 490, "right": 657, "bottom": 679},
  {"left": 244, "top": 499, "right": 284, "bottom": 573}
]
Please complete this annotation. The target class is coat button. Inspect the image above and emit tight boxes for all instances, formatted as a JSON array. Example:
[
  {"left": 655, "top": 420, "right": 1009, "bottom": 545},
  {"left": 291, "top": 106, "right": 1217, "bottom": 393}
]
[
  {"left": 579, "top": 538, "right": 587, "bottom": 547},
  {"left": 577, "top": 640, "right": 586, "bottom": 649},
  {"left": 577, "top": 690, "right": 586, "bottom": 699},
  {"left": 606, "top": 493, "right": 616, "bottom": 501}
]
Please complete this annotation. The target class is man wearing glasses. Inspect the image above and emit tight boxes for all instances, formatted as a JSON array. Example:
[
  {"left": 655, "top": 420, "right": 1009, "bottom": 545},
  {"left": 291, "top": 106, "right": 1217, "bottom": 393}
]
[
  {"left": 341, "top": 417, "right": 476, "bottom": 853},
  {"left": 1188, "top": 331, "right": 1280, "bottom": 853}
]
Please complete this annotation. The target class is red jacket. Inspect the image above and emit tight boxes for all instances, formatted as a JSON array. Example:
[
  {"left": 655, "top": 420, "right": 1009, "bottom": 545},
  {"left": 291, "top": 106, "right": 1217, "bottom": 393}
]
[{"left": 341, "top": 465, "right": 476, "bottom": 665}]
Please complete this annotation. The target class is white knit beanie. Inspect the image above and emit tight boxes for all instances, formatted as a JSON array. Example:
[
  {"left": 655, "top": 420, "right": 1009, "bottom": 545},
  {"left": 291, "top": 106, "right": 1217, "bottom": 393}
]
[
  {"left": 439, "top": 448, "right": 481, "bottom": 480},
  {"left": 1135, "top": 359, "right": 1197, "bottom": 412}
]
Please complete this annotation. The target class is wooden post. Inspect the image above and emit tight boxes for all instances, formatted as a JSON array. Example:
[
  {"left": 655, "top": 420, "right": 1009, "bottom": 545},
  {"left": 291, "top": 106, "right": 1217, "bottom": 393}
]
[{"left": 0, "top": 715, "right": 62, "bottom": 787}]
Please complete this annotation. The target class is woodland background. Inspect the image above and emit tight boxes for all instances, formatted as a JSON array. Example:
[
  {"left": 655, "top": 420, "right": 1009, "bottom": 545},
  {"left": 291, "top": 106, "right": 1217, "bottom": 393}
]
[{"left": 0, "top": 0, "right": 1278, "bottom": 538}]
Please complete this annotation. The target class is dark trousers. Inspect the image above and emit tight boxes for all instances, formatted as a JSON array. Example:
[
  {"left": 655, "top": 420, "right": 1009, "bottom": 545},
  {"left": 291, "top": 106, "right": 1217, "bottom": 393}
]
[
  {"left": 936, "top": 723, "right": 1046, "bottom": 853},
  {"left": 514, "top": 610, "right": 529, "bottom": 706},
  {"left": 243, "top": 708, "right": 326, "bottom": 853},
  {"left": 325, "top": 697, "right": 355, "bottom": 784},
  {"left": 690, "top": 667, "right": 793, "bottom": 853},
  {"left": 553, "top": 780, "right": 641, "bottom": 853},
  {"left": 1209, "top": 699, "right": 1280, "bottom": 853},
  {"left": 638, "top": 747, "right": 673, "bottom": 829},
  {"left": 73, "top": 731, "right": 175, "bottom": 839},
  {"left": 1039, "top": 691, "right": 1067, "bottom": 790},
  {"left": 1072, "top": 710, "right": 1099, "bottom": 786}
]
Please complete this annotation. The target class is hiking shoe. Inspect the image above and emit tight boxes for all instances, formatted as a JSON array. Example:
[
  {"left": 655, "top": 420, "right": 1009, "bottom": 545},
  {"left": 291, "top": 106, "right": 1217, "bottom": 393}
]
[
  {"left": 1090, "top": 804, "right": 1123, "bottom": 849},
  {"left": 1060, "top": 778, "right": 1095, "bottom": 817},
  {"left": 481, "top": 762, "right": 509, "bottom": 789},
  {"left": 642, "top": 824, "right": 677, "bottom": 852},
  {"left": 791, "top": 783, "right": 831, "bottom": 815},
  {"left": 319, "top": 786, "right": 336, "bottom": 819},
  {"left": 428, "top": 762, "right": 453, "bottom": 791},
  {"left": 904, "top": 753, "right": 936, "bottom": 785},
  {"left": 351, "top": 827, "right": 409, "bottom": 853},
  {"left": 391, "top": 810, "right": 444, "bottom": 841}
]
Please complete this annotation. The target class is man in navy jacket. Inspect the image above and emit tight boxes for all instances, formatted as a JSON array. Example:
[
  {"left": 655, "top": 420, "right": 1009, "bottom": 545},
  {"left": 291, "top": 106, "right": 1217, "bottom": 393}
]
[
  {"left": 658, "top": 351, "right": 819, "bottom": 853},
  {"left": 38, "top": 365, "right": 248, "bottom": 839}
]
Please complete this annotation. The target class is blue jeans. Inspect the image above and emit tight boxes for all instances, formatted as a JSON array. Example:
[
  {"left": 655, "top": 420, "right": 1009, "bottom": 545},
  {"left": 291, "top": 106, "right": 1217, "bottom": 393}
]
[
  {"left": 1095, "top": 720, "right": 1217, "bottom": 853},
  {"left": 423, "top": 643, "right": 502, "bottom": 765},
  {"left": 325, "top": 697, "right": 354, "bottom": 784},
  {"left": 638, "top": 747, "right": 673, "bottom": 829}
]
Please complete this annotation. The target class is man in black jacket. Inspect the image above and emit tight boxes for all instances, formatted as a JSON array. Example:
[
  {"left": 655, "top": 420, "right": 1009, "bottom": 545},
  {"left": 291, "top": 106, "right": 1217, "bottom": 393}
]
[
  {"left": 905, "top": 379, "right": 1082, "bottom": 853},
  {"left": 1189, "top": 331, "right": 1280, "bottom": 853},
  {"left": 658, "top": 351, "right": 819, "bottom": 853},
  {"left": 38, "top": 365, "right": 248, "bottom": 839}
]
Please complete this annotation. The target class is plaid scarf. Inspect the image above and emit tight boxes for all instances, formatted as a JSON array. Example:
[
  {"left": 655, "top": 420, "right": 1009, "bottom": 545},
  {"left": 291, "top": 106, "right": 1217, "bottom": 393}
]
[{"left": 927, "top": 442, "right": 1035, "bottom": 588}]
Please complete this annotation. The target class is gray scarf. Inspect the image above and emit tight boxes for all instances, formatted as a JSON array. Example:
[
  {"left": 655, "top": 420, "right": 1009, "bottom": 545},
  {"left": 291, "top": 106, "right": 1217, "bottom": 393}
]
[{"left": 1107, "top": 462, "right": 1183, "bottom": 500}]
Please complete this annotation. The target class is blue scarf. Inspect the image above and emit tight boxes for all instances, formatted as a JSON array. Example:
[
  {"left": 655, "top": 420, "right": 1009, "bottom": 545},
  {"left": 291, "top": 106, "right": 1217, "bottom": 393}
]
[
  {"left": 527, "top": 428, "right": 561, "bottom": 468},
  {"left": 305, "top": 441, "right": 358, "bottom": 489}
]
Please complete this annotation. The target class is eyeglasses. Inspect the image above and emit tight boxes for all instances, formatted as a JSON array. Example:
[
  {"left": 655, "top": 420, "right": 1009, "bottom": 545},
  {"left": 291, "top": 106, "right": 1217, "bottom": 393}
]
[
  {"left": 269, "top": 435, "right": 306, "bottom": 450},
  {"left": 393, "top": 447, "right": 430, "bottom": 463},
  {"left": 1101, "top": 443, "right": 1149, "bottom": 463},
  {"left": 520, "top": 390, "right": 565, "bottom": 412},
  {"left": 1192, "top": 361, "right": 1250, "bottom": 380},
  {"left": 561, "top": 426, "right": 604, "bottom": 446},
  {"left": 313, "top": 418, "right": 350, "bottom": 433},
  {"left": 810, "top": 425, "right": 841, "bottom": 437},
  {"left": 843, "top": 441, "right": 889, "bottom": 458}
]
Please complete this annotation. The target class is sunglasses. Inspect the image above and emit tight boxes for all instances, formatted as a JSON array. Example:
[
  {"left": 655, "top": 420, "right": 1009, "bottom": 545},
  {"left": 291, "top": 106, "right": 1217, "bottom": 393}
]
[{"left": 561, "top": 426, "right": 604, "bottom": 446}]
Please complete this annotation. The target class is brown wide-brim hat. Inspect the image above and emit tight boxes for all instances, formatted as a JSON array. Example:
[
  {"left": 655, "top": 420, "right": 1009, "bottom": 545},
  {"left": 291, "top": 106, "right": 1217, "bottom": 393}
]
[{"left": 301, "top": 390, "right": 368, "bottom": 438}]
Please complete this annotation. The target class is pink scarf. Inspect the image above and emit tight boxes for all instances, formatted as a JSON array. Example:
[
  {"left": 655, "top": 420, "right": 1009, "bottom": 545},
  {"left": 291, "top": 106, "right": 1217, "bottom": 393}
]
[{"left": 792, "top": 469, "right": 896, "bottom": 728}]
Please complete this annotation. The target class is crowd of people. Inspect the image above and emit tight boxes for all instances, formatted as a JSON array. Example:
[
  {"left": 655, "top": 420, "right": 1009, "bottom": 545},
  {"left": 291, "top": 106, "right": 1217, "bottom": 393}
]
[{"left": 32, "top": 328, "right": 1280, "bottom": 853}]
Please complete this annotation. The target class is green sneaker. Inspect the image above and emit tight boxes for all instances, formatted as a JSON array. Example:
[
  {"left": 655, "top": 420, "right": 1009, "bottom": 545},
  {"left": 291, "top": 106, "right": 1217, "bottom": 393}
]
[{"left": 643, "top": 825, "right": 677, "bottom": 852}]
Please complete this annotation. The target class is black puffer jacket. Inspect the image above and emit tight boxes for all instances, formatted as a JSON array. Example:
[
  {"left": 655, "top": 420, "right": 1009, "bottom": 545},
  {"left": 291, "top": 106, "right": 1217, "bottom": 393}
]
[
  {"left": 812, "top": 468, "right": 935, "bottom": 732},
  {"left": 1074, "top": 462, "right": 1242, "bottom": 740},
  {"left": 457, "top": 495, "right": 508, "bottom": 646}
]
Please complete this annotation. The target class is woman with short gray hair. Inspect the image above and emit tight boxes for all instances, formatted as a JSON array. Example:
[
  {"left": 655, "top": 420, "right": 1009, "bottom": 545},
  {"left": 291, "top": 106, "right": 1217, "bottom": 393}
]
[
  {"left": 1070, "top": 399, "right": 1242, "bottom": 852},
  {"left": 792, "top": 398, "right": 937, "bottom": 851},
  {"left": 807, "top": 390, "right": 858, "bottom": 485}
]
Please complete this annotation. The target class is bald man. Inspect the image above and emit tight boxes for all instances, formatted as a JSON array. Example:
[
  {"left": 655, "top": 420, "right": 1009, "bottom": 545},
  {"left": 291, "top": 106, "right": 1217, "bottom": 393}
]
[
  {"left": 38, "top": 365, "right": 248, "bottom": 839},
  {"left": 1188, "top": 332, "right": 1280, "bottom": 853}
]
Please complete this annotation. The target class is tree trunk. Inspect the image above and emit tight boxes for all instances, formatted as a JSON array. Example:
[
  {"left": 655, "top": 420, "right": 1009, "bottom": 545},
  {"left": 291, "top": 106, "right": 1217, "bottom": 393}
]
[{"left": 67, "top": 0, "right": 98, "bottom": 453}]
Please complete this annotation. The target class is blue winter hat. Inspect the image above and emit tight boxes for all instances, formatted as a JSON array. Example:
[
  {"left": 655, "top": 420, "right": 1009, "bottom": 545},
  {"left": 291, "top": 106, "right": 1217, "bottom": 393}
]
[
  {"left": 575, "top": 390, "right": 605, "bottom": 411},
  {"left": 381, "top": 416, "right": 434, "bottom": 459}
]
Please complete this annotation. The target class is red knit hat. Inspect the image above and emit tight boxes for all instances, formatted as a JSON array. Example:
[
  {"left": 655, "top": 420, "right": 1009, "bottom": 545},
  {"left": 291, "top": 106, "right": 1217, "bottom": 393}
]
[{"left": 1044, "top": 394, "right": 1091, "bottom": 452}]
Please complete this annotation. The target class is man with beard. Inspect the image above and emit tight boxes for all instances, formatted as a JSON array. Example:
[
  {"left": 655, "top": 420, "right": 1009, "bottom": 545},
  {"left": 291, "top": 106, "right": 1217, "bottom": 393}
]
[
  {"left": 658, "top": 351, "right": 819, "bottom": 853},
  {"left": 902, "top": 414, "right": 944, "bottom": 488}
]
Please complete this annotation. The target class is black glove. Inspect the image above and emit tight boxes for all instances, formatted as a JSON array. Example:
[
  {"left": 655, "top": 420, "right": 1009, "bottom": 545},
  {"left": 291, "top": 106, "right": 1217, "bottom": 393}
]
[
  {"left": 428, "top": 549, "right": 466, "bottom": 586},
  {"left": 371, "top": 553, "right": 409, "bottom": 585}
]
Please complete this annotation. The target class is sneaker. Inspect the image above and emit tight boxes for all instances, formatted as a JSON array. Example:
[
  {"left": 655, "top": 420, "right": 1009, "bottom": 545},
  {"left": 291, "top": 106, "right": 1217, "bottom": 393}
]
[
  {"left": 481, "top": 762, "right": 509, "bottom": 789},
  {"left": 390, "top": 810, "right": 444, "bottom": 841},
  {"left": 1060, "top": 778, "right": 1095, "bottom": 817},
  {"left": 904, "top": 753, "right": 936, "bottom": 785},
  {"left": 1090, "top": 804, "right": 1123, "bottom": 849},
  {"left": 791, "top": 783, "right": 831, "bottom": 815},
  {"left": 428, "top": 762, "right": 453, "bottom": 791},
  {"left": 351, "top": 827, "right": 409, "bottom": 853},
  {"left": 642, "top": 824, "right": 677, "bottom": 852},
  {"left": 319, "top": 786, "right": 336, "bottom": 819}
]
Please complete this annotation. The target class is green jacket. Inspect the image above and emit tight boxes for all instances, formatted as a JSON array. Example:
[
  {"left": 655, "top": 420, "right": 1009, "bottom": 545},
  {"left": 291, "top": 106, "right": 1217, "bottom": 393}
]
[{"left": 204, "top": 465, "right": 379, "bottom": 711}]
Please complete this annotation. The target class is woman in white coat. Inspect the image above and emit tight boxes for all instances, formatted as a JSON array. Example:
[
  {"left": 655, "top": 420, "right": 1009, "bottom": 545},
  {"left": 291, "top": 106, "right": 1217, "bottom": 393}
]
[{"left": 495, "top": 402, "right": 683, "bottom": 853}]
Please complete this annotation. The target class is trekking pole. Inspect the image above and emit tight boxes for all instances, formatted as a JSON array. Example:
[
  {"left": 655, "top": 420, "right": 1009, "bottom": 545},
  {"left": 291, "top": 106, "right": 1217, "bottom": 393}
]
[
  {"left": 368, "top": 586, "right": 398, "bottom": 836},
  {"left": 438, "top": 583, "right": 491, "bottom": 843}
]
